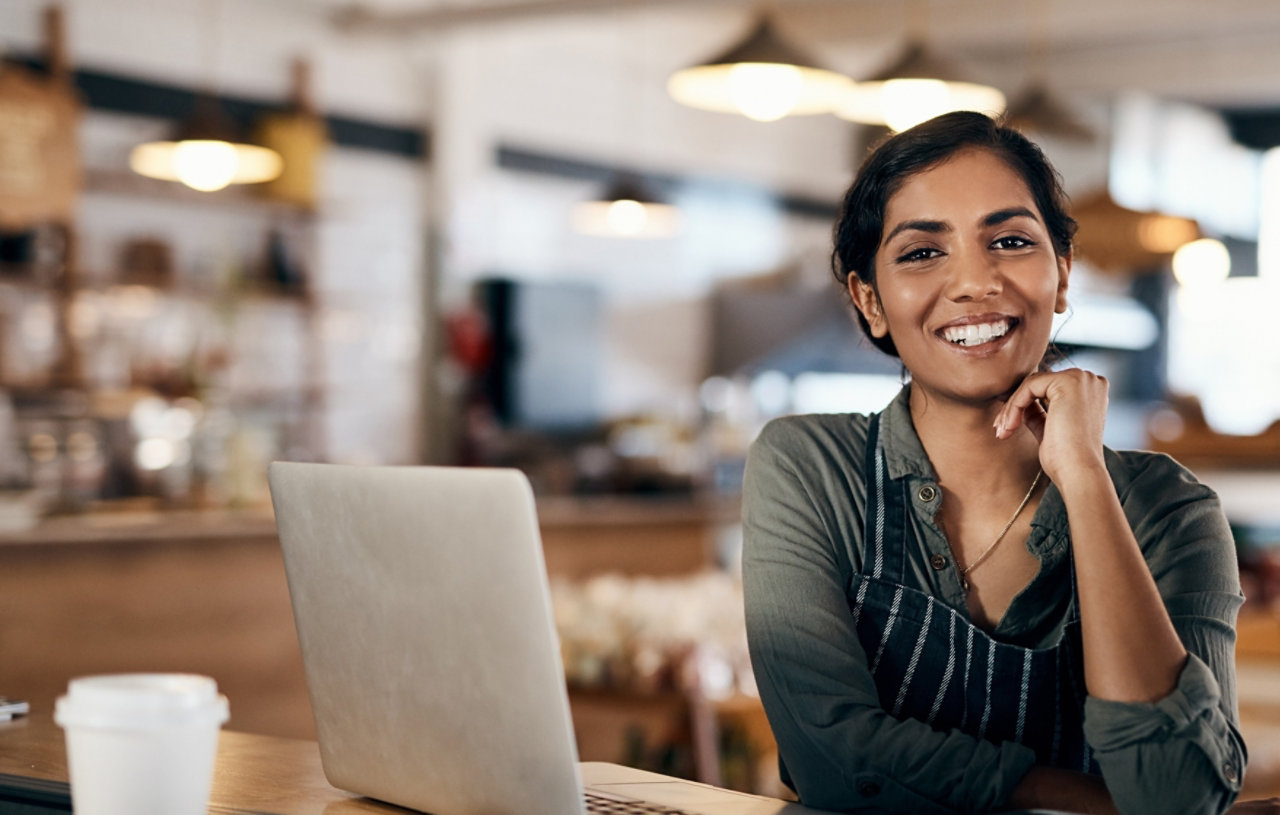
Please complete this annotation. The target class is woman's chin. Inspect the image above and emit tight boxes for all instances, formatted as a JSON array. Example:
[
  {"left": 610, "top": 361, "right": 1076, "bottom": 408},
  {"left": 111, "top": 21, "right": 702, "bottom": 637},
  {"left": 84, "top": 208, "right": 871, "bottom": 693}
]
[{"left": 911, "top": 369, "right": 1031, "bottom": 402}]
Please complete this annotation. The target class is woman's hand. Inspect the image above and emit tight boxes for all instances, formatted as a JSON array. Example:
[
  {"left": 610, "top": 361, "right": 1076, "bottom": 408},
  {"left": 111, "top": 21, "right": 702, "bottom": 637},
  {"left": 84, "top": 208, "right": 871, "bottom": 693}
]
[{"left": 993, "top": 368, "right": 1110, "bottom": 488}]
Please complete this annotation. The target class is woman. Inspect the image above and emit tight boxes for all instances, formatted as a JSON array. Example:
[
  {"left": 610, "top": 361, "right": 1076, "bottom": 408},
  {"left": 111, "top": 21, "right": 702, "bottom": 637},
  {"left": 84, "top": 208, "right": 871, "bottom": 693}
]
[{"left": 742, "top": 112, "right": 1267, "bottom": 814}]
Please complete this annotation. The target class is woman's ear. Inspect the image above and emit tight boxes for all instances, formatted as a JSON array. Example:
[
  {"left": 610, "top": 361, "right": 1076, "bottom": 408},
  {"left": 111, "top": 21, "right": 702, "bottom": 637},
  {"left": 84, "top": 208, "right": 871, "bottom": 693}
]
[
  {"left": 848, "top": 276, "right": 889, "bottom": 338},
  {"left": 1054, "top": 253, "right": 1072, "bottom": 314}
]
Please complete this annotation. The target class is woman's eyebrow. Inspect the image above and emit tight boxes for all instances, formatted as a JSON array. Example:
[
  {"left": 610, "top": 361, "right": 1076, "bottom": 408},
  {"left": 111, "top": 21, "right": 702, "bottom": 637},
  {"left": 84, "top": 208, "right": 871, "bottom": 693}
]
[
  {"left": 884, "top": 218, "right": 949, "bottom": 244},
  {"left": 983, "top": 206, "right": 1038, "bottom": 227}
]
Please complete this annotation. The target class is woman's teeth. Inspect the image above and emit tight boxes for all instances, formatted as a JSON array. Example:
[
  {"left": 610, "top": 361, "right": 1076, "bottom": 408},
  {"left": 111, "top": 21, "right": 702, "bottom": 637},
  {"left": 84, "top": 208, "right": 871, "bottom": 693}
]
[{"left": 942, "top": 321, "right": 1010, "bottom": 347}]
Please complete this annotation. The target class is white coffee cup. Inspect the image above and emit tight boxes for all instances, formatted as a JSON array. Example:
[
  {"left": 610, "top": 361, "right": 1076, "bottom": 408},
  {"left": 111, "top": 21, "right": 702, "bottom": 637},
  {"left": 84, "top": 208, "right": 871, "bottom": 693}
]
[{"left": 54, "top": 674, "right": 229, "bottom": 815}]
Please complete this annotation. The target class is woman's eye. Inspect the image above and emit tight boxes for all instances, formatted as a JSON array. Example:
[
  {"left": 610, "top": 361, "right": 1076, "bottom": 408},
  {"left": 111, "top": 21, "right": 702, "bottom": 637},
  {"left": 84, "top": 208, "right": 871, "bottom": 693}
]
[
  {"left": 896, "top": 247, "right": 942, "bottom": 263},
  {"left": 992, "top": 235, "right": 1034, "bottom": 250}
]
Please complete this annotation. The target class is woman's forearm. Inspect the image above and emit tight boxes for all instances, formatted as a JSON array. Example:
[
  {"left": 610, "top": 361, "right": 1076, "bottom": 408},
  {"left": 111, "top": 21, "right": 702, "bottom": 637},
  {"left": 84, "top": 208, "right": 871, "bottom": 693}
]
[
  {"left": 1006, "top": 766, "right": 1117, "bottom": 814},
  {"left": 1056, "top": 463, "right": 1187, "bottom": 703}
]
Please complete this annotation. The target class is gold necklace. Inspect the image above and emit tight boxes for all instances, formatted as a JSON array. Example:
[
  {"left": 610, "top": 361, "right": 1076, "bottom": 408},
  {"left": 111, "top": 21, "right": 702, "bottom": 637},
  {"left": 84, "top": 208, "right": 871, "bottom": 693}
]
[{"left": 952, "top": 469, "right": 1043, "bottom": 594}]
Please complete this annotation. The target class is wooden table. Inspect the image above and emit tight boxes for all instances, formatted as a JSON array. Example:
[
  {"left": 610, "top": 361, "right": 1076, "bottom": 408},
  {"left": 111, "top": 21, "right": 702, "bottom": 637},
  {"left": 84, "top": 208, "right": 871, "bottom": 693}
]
[
  {"left": 0, "top": 713, "right": 411, "bottom": 814},
  {"left": 0, "top": 713, "right": 791, "bottom": 815}
]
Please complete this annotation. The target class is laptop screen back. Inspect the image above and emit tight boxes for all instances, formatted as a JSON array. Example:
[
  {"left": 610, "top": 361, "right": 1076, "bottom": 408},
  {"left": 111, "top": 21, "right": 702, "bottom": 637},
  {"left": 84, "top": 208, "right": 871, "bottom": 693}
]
[{"left": 268, "top": 462, "right": 584, "bottom": 815}]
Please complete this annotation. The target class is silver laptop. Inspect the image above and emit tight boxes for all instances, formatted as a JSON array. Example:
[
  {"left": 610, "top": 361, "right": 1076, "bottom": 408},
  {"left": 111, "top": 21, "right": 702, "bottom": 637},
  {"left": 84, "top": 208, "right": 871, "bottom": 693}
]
[{"left": 268, "top": 462, "right": 822, "bottom": 815}]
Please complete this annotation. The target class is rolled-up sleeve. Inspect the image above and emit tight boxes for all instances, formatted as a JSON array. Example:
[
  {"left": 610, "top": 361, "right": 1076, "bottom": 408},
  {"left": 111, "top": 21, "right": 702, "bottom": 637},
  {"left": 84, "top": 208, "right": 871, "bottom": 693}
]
[
  {"left": 743, "top": 419, "right": 1036, "bottom": 813},
  {"left": 1083, "top": 453, "right": 1247, "bottom": 815}
]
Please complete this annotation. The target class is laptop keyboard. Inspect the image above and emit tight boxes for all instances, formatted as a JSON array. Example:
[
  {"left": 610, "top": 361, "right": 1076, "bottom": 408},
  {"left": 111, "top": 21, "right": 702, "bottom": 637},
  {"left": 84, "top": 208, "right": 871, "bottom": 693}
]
[{"left": 585, "top": 790, "right": 699, "bottom": 814}]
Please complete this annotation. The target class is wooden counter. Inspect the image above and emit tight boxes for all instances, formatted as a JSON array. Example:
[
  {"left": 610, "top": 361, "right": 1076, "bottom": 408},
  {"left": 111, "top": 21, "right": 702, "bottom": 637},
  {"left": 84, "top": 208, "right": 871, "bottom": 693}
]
[
  {"left": 1237, "top": 610, "right": 1280, "bottom": 798},
  {"left": 534, "top": 494, "right": 738, "bottom": 579},
  {"left": 0, "top": 497, "right": 738, "bottom": 742},
  {"left": 0, "top": 508, "right": 312, "bottom": 739}
]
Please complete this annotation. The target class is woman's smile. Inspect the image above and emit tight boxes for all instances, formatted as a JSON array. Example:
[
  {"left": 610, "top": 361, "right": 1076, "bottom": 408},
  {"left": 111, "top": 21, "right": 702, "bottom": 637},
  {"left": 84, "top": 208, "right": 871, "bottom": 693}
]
[{"left": 936, "top": 313, "right": 1020, "bottom": 351}]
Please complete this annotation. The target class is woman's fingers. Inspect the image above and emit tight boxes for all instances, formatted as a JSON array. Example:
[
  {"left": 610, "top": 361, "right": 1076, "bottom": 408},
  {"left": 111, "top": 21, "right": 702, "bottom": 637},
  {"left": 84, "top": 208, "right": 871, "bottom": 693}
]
[
  {"left": 995, "top": 373, "right": 1055, "bottom": 439},
  {"left": 996, "top": 369, "right": 1108, "bottom": 440},
  {"left": 993, "top": 369, "right": 1111, "bottom": 484},
  {"left": 993, "top": 370, "right": 1111, "bottom": 487},
  {"left": 1022, "top": 397, "right": 1048, "bottom": 443}
]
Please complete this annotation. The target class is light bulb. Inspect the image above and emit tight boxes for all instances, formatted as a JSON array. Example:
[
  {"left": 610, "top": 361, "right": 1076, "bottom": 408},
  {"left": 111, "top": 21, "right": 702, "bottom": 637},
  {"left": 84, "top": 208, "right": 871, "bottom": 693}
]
[
  {"left": 606, "top": 200, "right": 649, "bottom": 236},
  {"left": 836, "top": 75, "right": 1006, "bottom": 131},
  {"left": 172, "top": 140, "right": 239, "bottom": 192},
  {"left": 727, "top": 62, "right": 803, "bottom": 122},
  {"left": 880, "top": 79, "right": 952, "bottom": 132},
  {"left": 572, "top": 199, "right": 681, "bottom": 238},
  {"left": 1172, "top": 238, "right": 1231, "bottom": 288}
]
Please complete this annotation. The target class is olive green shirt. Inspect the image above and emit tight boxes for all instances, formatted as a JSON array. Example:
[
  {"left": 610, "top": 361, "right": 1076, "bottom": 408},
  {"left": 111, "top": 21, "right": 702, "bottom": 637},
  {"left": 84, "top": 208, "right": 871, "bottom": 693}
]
[{"left": 742, "top": 386, "right": 1246, "bottom": 814}]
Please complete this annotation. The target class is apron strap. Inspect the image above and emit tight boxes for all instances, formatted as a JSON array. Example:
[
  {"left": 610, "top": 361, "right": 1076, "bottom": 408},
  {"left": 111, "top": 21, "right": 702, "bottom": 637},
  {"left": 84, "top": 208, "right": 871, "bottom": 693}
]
[{"left": 862, "top": 413, "right": 909, "bottom": 582}]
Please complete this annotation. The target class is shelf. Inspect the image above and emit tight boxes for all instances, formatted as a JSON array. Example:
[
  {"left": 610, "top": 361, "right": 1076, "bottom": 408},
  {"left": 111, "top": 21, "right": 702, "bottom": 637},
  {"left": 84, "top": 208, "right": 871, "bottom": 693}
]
[
  {"left": 0, "top": 505, "right": 277, "bottom": 548},
  {"left": 223, "top": 386, "right": 326, "bottom": 410},
  {"left": 0, "top": 272, "right": 62, "bottom": 292},
  {"left": 4, "top": 160, "right": 328, "bottom": 501}
]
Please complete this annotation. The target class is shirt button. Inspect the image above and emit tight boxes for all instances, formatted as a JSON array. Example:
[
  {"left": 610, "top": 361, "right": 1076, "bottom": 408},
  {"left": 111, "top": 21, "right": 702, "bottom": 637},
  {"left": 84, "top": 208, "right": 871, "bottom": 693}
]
[
  {"left": 918, "top": 485, "right": 938, "bottom": 502},
  {"left": 857, "top": 780, "right": 882, "bottom": 797},
  {"left": 929, "top": 553, "right": 949, "bottom": 571},
  {"left": 1224, "top": 763, "right": 1239, "bottom": 783}
]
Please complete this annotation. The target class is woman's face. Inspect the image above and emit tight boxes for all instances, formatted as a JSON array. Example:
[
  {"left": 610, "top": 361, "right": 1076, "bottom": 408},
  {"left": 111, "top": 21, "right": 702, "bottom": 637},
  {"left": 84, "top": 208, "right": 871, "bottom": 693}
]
[{"left": 850, "top": 147, "right": 1070, "bottom": 407}]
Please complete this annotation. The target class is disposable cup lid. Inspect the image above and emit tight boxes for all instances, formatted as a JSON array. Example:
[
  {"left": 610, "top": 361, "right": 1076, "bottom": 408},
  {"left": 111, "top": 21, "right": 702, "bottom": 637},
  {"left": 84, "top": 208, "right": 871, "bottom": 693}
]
[{"left": 55, "top": 674, "right": 229, "bottom": 732}]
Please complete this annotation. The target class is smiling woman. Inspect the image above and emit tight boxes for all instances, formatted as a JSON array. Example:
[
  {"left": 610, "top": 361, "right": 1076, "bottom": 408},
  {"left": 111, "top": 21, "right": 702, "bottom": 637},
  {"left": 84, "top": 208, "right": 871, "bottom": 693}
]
[
  {"left": 847, "top": 148, "right": 1069, "bottom": 410},
  {"left": 742, "top": 112, "right": 1275, "bottom": 815}
]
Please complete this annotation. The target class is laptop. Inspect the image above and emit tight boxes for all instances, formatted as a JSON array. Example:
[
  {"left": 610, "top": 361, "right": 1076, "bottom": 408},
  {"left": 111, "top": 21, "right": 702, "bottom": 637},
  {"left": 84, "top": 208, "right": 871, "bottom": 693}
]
[{"left": 267, "top": 462, "right": 823, "bottom": 815}]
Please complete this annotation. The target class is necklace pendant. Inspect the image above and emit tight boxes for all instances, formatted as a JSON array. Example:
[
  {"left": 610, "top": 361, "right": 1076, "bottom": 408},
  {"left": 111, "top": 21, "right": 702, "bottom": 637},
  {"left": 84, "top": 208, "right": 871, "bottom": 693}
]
[{"left": 960, "top": 575, "right": 970, "bottom": 594}]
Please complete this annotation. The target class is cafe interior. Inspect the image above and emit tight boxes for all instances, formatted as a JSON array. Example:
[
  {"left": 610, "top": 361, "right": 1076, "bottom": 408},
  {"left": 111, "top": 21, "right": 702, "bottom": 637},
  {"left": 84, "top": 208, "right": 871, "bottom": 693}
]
[{"left": 2, "top": 0, "right": 1280, "bottom": 804}]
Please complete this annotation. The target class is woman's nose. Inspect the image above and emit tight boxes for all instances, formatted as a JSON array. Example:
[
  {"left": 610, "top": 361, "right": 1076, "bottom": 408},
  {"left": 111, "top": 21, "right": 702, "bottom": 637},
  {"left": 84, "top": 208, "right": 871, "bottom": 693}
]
[{"left": 944, "top": 251, "right": 1002, "bottom": 301}]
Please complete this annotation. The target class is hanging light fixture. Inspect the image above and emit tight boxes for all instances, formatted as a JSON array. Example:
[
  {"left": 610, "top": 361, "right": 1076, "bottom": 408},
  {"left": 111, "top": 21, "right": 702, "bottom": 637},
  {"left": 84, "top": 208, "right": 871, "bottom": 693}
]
[
  {"left": 667, "top": 15, "right": 852, "bottom": 123},
  {"left": 1006, "top": 83, "right": 1095, "bottom": 142},
  {"left": 572, "top": 173, "right": 681, "bottom": 239},
  {"left": 128, "top": 0, "right": 282, "bottom": 193},
  {"left": 1004, "top": 0, "right": 1094, "bottom": 141},
  {"left": 129, "top": 96, "right": 283, "bottom": 193},
  {"left": 833, "top": 41, "right": 1006, "bottom": 133},
  {"left": 1071, "top": 189, "right": 1200, "bottom": 273}
]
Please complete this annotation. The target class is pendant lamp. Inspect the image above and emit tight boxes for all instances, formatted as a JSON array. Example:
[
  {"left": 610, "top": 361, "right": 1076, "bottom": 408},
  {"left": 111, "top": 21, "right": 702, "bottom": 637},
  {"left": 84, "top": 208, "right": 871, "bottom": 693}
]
[
  {"left": 667, "top": 15, "right": 852, "bottom": 123},
  {"left": 833, "top": 41, "right": 1006, "bottom": 132},
  {"left": 1071, "top": 190, "right": 1200, "bottom": 273},
  {"left": 1004, "top": 1, "right": 1094, "bottom": 141},
  {"left": 1006, "top": 83, "right": 1095, "bottom": 142},
  {"left": 572, "top": 173, "right": 680, "bottom": 239},
  {"left": 128, "top": 0, "right": 282, "bottom": 193},
  {"left": 130, "top": 96, "right": 283, "bottom": 193}
]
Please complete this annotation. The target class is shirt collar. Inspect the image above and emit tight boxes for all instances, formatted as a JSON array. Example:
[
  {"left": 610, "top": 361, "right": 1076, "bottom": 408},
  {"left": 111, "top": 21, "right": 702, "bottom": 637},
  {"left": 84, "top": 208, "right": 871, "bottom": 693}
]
[
  {"left": 878, "top": 384, "right": 938, "bottom": 482},
  {"left": 876, "top": 384, "right": 1071, "bottom": 545}
]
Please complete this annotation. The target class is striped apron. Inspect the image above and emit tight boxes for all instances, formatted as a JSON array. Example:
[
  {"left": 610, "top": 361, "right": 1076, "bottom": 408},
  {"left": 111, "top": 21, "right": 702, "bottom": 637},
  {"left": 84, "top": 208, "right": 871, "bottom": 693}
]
[{"left": 849, "top": 413, "right": 1100, "bottom": 774}]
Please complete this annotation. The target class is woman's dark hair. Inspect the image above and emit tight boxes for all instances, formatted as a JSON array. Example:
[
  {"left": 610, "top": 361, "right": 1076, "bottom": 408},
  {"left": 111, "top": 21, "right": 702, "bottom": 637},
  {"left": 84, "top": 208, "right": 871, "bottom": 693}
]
[{"left": 832, "top": 111, "right": 1078, "bottom": 357}]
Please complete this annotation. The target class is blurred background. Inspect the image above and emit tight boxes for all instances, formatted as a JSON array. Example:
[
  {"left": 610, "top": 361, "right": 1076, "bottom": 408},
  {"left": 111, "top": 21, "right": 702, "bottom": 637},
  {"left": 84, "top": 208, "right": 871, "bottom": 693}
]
[{"left": 2, "top": 0, "right": 1280, "bottom": 801}]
